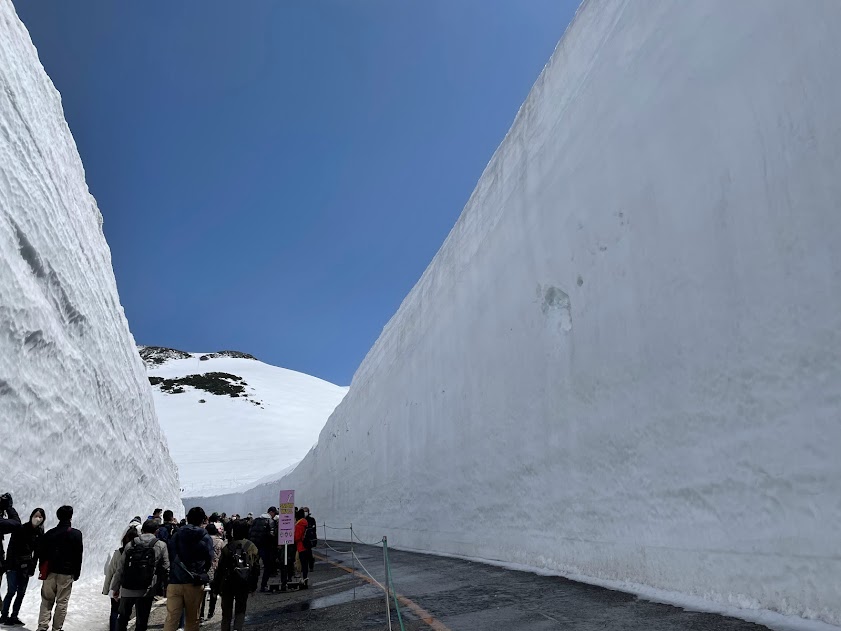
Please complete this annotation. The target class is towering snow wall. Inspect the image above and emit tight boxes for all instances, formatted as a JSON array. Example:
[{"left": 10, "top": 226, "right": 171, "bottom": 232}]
[
  {"left": 203, "top": 1, "right": 841, "bottom": 625},
  {"left": 0, "top": 0, "right": 182, "bottom": 578}
]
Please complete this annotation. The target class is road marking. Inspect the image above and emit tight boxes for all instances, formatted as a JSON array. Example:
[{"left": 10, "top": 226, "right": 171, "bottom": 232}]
[{"left": 315, "top": 552, "right": 452, "bottom": 631}]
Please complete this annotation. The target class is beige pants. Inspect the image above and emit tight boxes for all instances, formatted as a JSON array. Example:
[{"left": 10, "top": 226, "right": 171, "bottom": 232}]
[
  {"left": 163, "top": 583, "right": 205, "bottom": 631},
  {"left": 38, "top": 573, "right": 74, "bottom": 631}
]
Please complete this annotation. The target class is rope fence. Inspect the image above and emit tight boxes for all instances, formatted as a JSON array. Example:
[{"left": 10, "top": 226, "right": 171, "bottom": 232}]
[{"left": 319, "top": 523, "right": 406, "bottom": 631}]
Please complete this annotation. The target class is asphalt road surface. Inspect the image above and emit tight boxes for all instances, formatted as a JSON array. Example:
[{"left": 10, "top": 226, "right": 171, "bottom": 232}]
[{"left": 144, "top": 541, "right": 772, "bottom": 631}]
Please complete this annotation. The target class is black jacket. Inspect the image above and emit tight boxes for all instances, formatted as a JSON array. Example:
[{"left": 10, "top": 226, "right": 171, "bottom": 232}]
[
  {"left": 168, "top": 524, "right": 213, "bottom": 585},
  {"left": 248, "top": 516, "right": 276, "bottom": 551},
  {"left": 41, "top": 521, "right": 83, "bottom": 580},
  {"left": 0, "top": 507, "right": 21, "bottom": 569},
  {"left": 6, "top": 513, "right": 43, "bottom": 576}
]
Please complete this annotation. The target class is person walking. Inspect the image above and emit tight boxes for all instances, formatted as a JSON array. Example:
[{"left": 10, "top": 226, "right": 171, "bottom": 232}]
[
  {"left": 163, "top": 507, "right": 213, "bottom": 631},
  {"left": 0, "top": 494, "right": 21, "bottom": 600},
  {"left": 294, "top": 510, "right": 311, "bottom": 590},
  {"left": 38, "top": 505, "right": 83, "bottom": 631},
  {"left": 248, "top": 508, "right": 277, "bottom": 593},
  {"left": 199, "top": 523, "right": 224, "bottom": 622},
  {"left": 213, "top": 520, "right": 260, "bottom": 631},
  {"left": 0, "top": 507, "right": 44, "bottom": 625},
  {"left": 103, "top": 525, "right": 139, "bottom": 631},
  {"left": 110, "top": 520, "right": 169, "bottom": 631}
]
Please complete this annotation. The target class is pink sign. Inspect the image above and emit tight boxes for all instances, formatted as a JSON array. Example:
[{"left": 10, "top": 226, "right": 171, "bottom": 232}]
[{"left": 278, "top": 489, "right": 295, "bottom": 545}]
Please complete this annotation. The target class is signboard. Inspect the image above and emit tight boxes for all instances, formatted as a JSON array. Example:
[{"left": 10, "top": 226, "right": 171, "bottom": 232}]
[{"left": 278, "top": 489, "right": 295, "bottom": 545}]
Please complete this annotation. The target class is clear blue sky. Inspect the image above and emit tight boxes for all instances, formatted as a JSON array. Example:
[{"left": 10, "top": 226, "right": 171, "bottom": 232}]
[{"left": 13, "top": 1, "right": 578, "bottom": 385}]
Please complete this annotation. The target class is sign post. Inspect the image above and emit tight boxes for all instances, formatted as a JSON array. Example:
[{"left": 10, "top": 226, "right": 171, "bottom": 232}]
[{"left": 278, "top": 490, "right": 295, "bottom": 565}]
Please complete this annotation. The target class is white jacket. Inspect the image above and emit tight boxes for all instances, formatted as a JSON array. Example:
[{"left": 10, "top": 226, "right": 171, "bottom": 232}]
[{"left": 102, "top": 548, "right": 121, "bottom": 596}]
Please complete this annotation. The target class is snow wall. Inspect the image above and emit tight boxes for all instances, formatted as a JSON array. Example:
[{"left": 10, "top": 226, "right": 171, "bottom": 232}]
[
  {"left": 191, "top": 0, "right": 841, "bottom": 625},
  {"left": 0, "top": 0, "right": 182, "bottom": 579}
]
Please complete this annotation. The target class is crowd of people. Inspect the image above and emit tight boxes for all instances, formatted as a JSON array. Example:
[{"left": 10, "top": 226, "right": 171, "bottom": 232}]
[{"left": 0, "top": 493, "right": 319, "bottom": 631}]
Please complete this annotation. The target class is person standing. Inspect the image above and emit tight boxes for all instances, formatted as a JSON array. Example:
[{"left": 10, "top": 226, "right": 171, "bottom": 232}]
[
  {"left": 277, "top": 542, "right": 295, "bottom": 592},
  {"left": 154, "top": 510, "right": 178, "bottom": 598},
  {"left": 110, "top": 520, "right": 169, "bottom": 631},
  {"left": 248, "top": 508, "right": 277, "bottom": 593},
  {"left": 148, "top": 509, "right": 163, "bottom": 526},
  {"left": 223, "top": 516, "right": 235, "bottom": 541},
  {"left": 38, "top": 505, "right": 83, "bottom": 631},
  {"left": 163, "top": 507, "right": 213, "bottom": 631},
  {"left": 0, "top": 494, "right": 21, "bottom": 600},
  {"left": 213, "top": 520, "right": 260, "bottom": 631},
  {"left": 0, "top": 507, "right": 44, "bottom": 625},
  {"left": 199, "top": 523, "right": 224, "bottom": 622},
  {"left": 294, "top": 510, "right": 311, "bottom": 590},
  {"left": 103, "top": 526, "right": 139, "bottom": 631},
  {"left": 303, "top": 507, "right": 317, "bottom": 572}
]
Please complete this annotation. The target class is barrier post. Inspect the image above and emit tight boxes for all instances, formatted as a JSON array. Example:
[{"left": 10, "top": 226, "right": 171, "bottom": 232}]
[
  {"left": 383, "top": 536, "right": 391, "bottom": 625},
  {"left": 351, "top": 523, "right": 356, "bottom": 595}
]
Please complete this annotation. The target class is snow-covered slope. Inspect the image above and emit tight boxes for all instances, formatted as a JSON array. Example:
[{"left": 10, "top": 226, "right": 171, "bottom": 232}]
[
  {"left": 0, "top": 0, "right": 182, "bottom": 624},
  {"left": 197, "top": 1, "right": 841, "bottom": 627},
  {"left": 142, "top": 348, "right": 347, "bottom": 497}
]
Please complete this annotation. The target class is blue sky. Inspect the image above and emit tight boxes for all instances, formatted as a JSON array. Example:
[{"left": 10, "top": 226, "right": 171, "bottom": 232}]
[{"left": 13, "top": 1, "right": 578, "bottom": 385}]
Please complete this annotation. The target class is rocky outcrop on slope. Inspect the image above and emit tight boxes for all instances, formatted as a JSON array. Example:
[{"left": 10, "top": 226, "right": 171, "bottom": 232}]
[
  {"left": 138, "top": 345, "right": 193, "bottom": 366},
  {"left": 199, "top": 350, "right": 258, "bottom": 361}
]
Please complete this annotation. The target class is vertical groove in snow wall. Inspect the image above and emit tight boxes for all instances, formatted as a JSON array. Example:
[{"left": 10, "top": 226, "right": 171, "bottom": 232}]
[{"left": 0, "top": 0, "right": 182, "bottom": 578}]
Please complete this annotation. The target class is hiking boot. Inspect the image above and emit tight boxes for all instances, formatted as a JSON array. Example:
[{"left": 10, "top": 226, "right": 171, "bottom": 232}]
[
  {"left": 0, "top": 616, "right": 9, "bottom": 626},
  {"left": 7, "top": 617, "right": 24, "bottom": 626},
  {"left": 300, "top": 578, "right": 309, "bottom": 590}
]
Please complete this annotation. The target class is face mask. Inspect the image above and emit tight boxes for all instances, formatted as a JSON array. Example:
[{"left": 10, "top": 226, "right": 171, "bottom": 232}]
[{"left": 32, "top": 516, "right": 43, "bottom": 527}]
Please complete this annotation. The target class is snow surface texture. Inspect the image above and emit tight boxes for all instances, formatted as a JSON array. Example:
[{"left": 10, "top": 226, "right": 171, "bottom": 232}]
[
  {"left": 145, "top": 350, "right": 347, "bottom": 497},
  {"left": 0, "top": 2, "right": 182, "bottom": 627},
  {"left": 195, "top": 1, "right": 841, "bottom": 627}
]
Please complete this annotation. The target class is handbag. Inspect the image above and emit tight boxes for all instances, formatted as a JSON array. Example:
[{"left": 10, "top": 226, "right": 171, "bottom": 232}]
[
  {"left": 176, "top": 558, "right": 210, "bottom": 586},
  {"left": 17, "top": 554, "right": 35, "bottom": 576}
]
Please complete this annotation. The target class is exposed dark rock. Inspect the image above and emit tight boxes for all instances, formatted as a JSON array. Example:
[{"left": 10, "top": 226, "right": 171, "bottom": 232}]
[
  {"left": 138, "top": 346, "right": 192, "bottom": 367},
  {"left": 148, "top": 372, "right": 246, "bottom": 397},
  {"left": 198, "top": 350, "right": 258, "bottom": 362}
]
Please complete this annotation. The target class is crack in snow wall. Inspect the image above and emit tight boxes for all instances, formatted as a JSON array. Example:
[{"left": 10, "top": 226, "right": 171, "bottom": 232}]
[
  {"left": 192, "top": 1, "right": 841, "bottom": 625},
  {"left": 0, "top": 0, "right": 182, "bottom": 580}
]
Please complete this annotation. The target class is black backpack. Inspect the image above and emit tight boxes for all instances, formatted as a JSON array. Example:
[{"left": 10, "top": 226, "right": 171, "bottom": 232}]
[
  {"left": 228, "top": 542, "right": 251, "bottom": 585},
  {"left": 122, "top": 538, "right": 157, "bottom": 591},
  {"left": 161, "top": 523, "right": 176, "bottom": 541},
  {"left": 304, "top": 524, "right": 318, "bottom": 550}
]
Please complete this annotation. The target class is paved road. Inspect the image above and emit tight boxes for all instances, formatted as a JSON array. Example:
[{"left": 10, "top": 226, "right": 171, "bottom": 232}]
[{"left": 145, "top": 541, "right": 772, "bottom": 631}]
